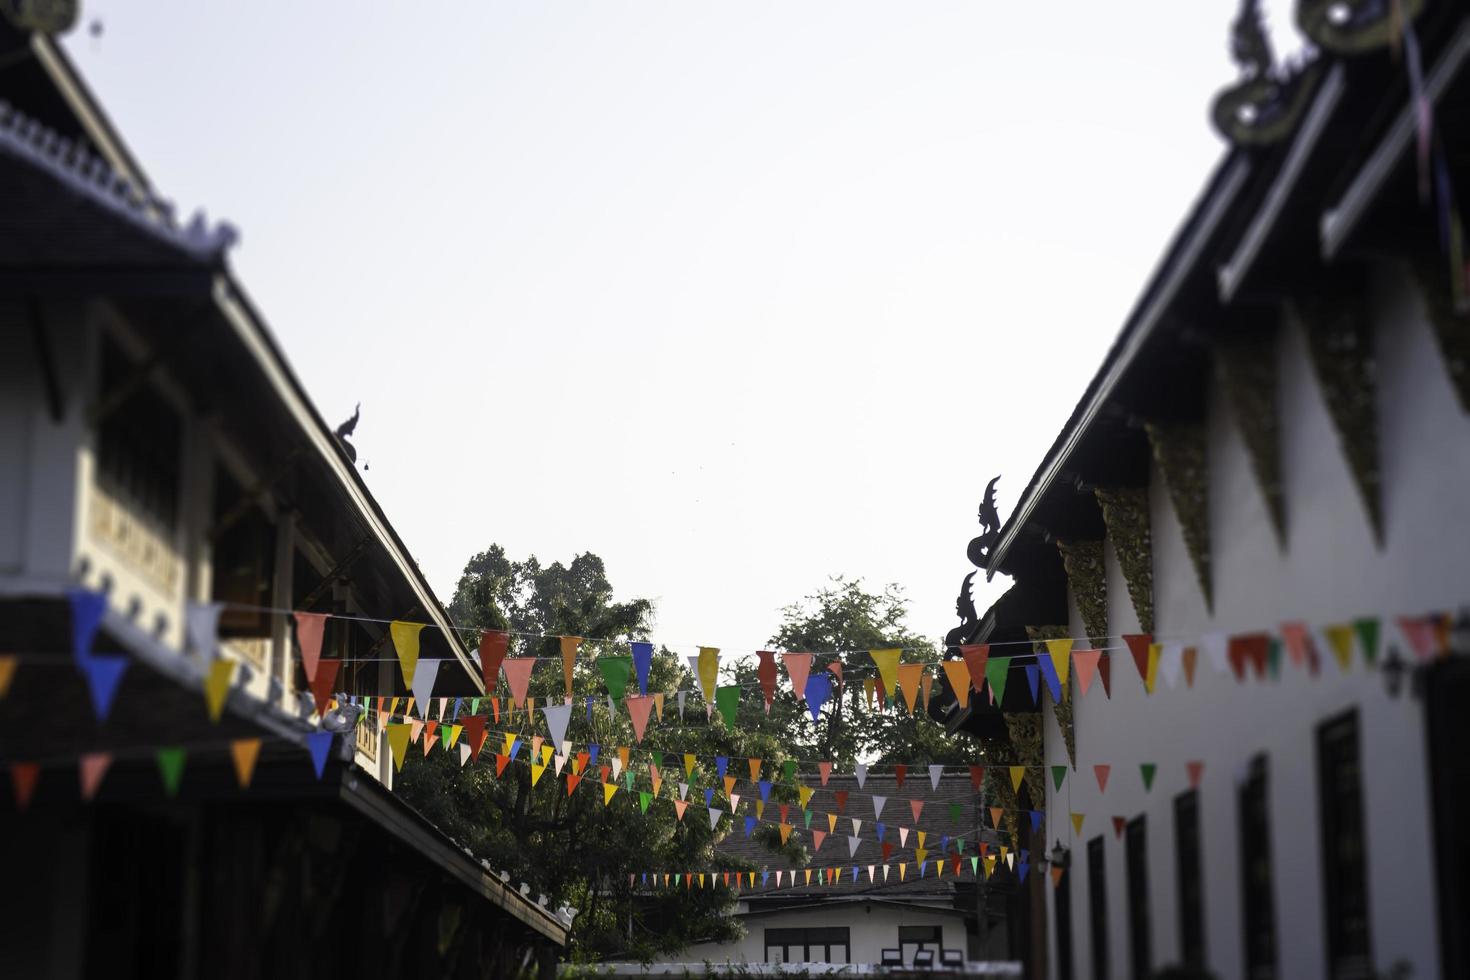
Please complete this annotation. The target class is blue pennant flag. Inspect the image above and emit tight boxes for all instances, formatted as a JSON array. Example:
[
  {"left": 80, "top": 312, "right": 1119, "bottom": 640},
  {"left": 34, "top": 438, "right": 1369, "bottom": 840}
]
[
  {"left": 940, "top": 835, "right": 949, "bottom": 853},
  {"left": 588, "top": 744, "right": 600, "bottom": 767},
  {"left": 761, "top": 870, "right": 770, "bottom": 887},
  {"left": 585, "top": 696, "right": 594, "bottom": 722},
  {"left": 67, "top": 588, "right": 107, "bottom": 664},
  {"left": 704, "top": 788, "right": 714, "bottom": 807},
  {"left": 80, "top": 653, "right": 128, "bottom": 721},
  {"left": 1037, "top": 656, "right": 1062, "bottom": 703},
  {"left": 877, "top": 823, "right": 886, "bottom": 842},
  {"left": 631, "top": 642, "right": 654, "bottom": 695},
  {"left": 1030, "top": 810, "right": 1043, "bottom": 833},
  {"left": 508, "top": 738, "right": 521, "bottom": 761},
  {"left": 716, "top": 756, "right": 728, "bottom": 779},
  {"left": 804, "top": 673, "right": 832, "bottom": 722},
  {"left": 1017, "top": 861, "right": 1030, "bottom": 884},
  {"left": 306, "top": 731, "right": 334, "bottom": 779},
  {"left": 744, "top": 816, "right": 756, "bottom": 838},
  {"left": 758, "top": 780, "right": 772, "bottom": 803},
  {"left": 1024, "top": 664, "right": 1040, "bottom": 704}
]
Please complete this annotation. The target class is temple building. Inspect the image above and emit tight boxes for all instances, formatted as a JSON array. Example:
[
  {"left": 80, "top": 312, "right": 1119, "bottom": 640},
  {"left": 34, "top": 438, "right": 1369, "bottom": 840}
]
[
  {"left": 0, "top": 10, "right": 568, "bottom": 978},
  {"left": 929, "top": 2, "right": 1470, "bottom": 978}
]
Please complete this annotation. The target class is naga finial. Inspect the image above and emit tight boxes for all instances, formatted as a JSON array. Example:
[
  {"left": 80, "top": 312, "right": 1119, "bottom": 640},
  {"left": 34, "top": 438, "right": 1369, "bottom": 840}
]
[{"left": 966, "top": 476, "right": 1003, "bottom": 569}]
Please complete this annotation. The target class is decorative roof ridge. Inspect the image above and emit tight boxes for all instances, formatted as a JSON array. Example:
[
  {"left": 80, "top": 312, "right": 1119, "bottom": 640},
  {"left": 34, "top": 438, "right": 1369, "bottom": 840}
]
[{"left": 0, "top": 97, "right": 237, "bottom": 259}]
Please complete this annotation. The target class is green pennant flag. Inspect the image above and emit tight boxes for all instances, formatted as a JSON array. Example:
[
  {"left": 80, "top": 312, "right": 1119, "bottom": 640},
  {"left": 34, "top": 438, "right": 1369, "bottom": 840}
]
[
  {"left": 652, "top": 750, "right": 663, "bottom": 770},
  {"left": 470, "top": 697, "right": 481, "bottom": 715},
  {"left": 598, "top": 656, "right": 634, "bottom": 701},
  {"left": 156, "top": 747, "right": 187, "bottom": 797},
  {"left": 804, "top": 808, "right": 814, "bottom": 828},
  {"left": 1140, "top": 763, "right": 1157, "bottom": 791},
  {"left": 716, "top": 685, "right": 740, "bottom": 728},
  {"left": 949, "top": 803, "right": 963, "bottom": 823},
  {"left": 1051, "top": 766, "right": 1067, "bottom": 792},
  {"left": 1267, "top": 638, "right": 1283, "bottom": 679},
  {"left": 674, "top": 874, "right": 682, "bottom": 886},
  {"left": 639, "top": 791, "right": 651, "bottom": 814},
  {"left": 1354, "top": 617, "right": 1380, "bottom": 665},
  {"left": 986, "top": 656, "right": 1011, "bottom": 703},
  {"left": 624, "top": 771, "right": 634, "bottom": 790},
  {"left": 782, "top": 760, "right": 797, "bottom": 783},
  {"left": 969, "top": 856, "right": 979, "bottom": 876},
  {"left": 956, "top": 837, "right": 965, "bottom": 854}
]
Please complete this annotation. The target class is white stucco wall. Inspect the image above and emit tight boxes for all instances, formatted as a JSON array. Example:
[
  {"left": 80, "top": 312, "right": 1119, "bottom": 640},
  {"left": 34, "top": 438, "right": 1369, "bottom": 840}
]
[
  {"left": 659, "top": 901, "right": 969, "bottom": 968},
  {"left": 1042, "top": 264, "right": 1467, "bottom": 980}
]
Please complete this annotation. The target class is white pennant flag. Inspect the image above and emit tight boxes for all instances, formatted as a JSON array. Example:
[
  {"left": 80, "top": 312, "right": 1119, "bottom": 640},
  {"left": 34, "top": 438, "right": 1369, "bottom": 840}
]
[
  {"left": 459, "top": 743, "right": 472, "bottom": 767},
  {"left": 867, "top": 865, "right": 875, "bottom": 882},
  {"left": 851, "top": 817, "right": 863, "bottom": 836},
  {"left": 709, "top": 808, "right": 723, "bottom": 830},
  {"left": 612, "top": 755, "right": 624, "bottom": 780},
  {"left": 411, "top": 659, "right": 441, "bottom": 712},
  {"left": 678, "top": 782, "right": 690, "bottom": 801},
  {"left": 1159, "top": 643, "right": 1185, "bottom": 688},
  {"left": 847, "top": 835, "right": 862, "bottom": 858},
  {"left": 929, "top": 764, "right": 944, "bottom": 790},
  {"left": 677, "top": 691, "right": 687, "bottom": 719},
  {"left": 872, "top": 795, "right": 887, "bottom": 820},
  {"left": 883, "top": 865, "right": 890, "bottom": 881},
  {"left": 730, "top": 793, "right": 741, "bottom": 810},
  {"left": 185, "top": 601, "right": 223, "bottom": 661},
  {"left": 854, "top": 763, "right": 868, "bottom": 789},
  {"left": 899, "top": 826, "right": 910, "bottom": 847},
  {"left": 554, "top": 754, "right": 567, "bottom": 777},
  {"left": 1201, "top": 632, "right": 1229, "bottom": 673},
  {"left": 776, "top": 870, "right": 784, "bottom": 886},
  {"left": 542, "top": 703, "right": 572, "bottom": 751}
]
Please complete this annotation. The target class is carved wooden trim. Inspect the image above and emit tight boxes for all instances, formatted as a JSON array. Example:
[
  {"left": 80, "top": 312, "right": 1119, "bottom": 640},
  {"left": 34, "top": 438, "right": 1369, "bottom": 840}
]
[
  {"left": 1216, "top": 328, "right": 1286, "bottom": 545},
  {"left": 1407, "top": 250, "right": 1470, "bottom": 415},
  {"left": 1145, "top": 421, "right": 1212, "bottom": 610},
  {"left": 1055, "top": 539, "right": 1107, "bottom": 646},
  {"left": 1093, "top": 486, "right": 1154, "bottom": 633}
]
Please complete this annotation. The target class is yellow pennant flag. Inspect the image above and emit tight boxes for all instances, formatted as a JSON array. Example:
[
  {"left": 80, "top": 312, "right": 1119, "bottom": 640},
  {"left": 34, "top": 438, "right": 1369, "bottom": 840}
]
[
  {"left": 805, "top": 869, "right": 812, "bottom": 886},
  {"left": 984, "top": 855, "right": 997, "bottom": 878},
  {"left": 541, "top": 744, "right": 554, "bottom": 766},
  {"left": 779, "top": 823, "right": 793, "bottom": 844},
  {"left": 756, "top": 800, "right": 764, "bottom": 819},
  {"left": 896, "top": 663, "right": 923, "bottom": 714},
  {"left": 748, "top": 758, "right": 762, "bottom": 781},
  {"left": 390, "top": 621, "right": 424, "bottom": 687},
  {"left": 387, "top": 723, "right": 412, "bottom": 772},
  {"left": 697, "top": 873, "right": 704, "bottom": 888},
  {"left": 531, "top": 764, "right": 546, "bottom": 786},
  {"left": 1325, "top": 624, "right": 1355, "bottom": 670},
  {"left": 503, "top": 732, "right": 517, "bottom": 756},
  {"left": 863, "top": 677, "right": 876, "bottom": 709},
  {"left": 405, "top": 697, "right": 417, "bottom": 718},
  {"left": 1071, "top": 812, "right": 1086, "bottom": 835},
  {"left": 603, "top": 782, "right": 618, "bottom": 805},
  {"left": 870, "top": 649, "right": 901, "bottom": 701},
  {"left": 1009, "top": 766, "right": 1026, "bottom": 793},
  {"left": 1145, "top": 643, "right": 1162, "bottom": 694},
  {"left": 798, "top": 784, "right": 815, "bottom": 809},
  {"left": 941, "top": 660, "right": 971, "bottom": 708},
  {"left": 827, "top": 813, "right": 838, "bottom": 833},
  {"left": 653, "top": 692, "right": 665, "bottom": 720},
  {"left": 203, "top": 658, "right": 236, "bottom": 723},
  {"left": 899, "top": 862, "right": 907, "bottom": 881},
  {"left": 936, "top": 857, "right": 945, "bottom": 877},
  {"left": 917, "top": 830, "right": 927, "bottom": 848},
  {"left": 684, "top": 753, "right": 697, "bottom": 778},
  {"left": 446, "top": 724, "right": 463, "bottom": 748},
  {"left": 387, "top": 696, "right": 402, "bottom": 723},
  {"left": 989, "top": 806, "right": 1004, "bottom": 828},
  {"left": 1046, "top": 639, "right": 1073, "bottom": 686},
  {"left": 0, "top": 654, "right": 18, "bottom": 699},
  {"left": 697, "top": 647, "right": 719, "bottom": 704},
  {"left": 559, "top": 636, "right": 582, "bottom": 701},
  {"left": 230, "top": 738, "right": 262, "bottom": 789}
]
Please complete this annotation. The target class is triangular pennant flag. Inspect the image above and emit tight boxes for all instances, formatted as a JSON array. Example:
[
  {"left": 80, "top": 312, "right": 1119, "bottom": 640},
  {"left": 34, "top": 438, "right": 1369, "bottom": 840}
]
[
  {"left": 604, "top": 782, "right": 618, "bottom": 805},
  {"left": 684, "top": 754, "right": 697, "bottom": 779},
  {"left": 1186, "top": 760, "right": 1204, "bottom": 788},
  {"left": 696, "top": 647, "right": 719, "bottom": 704},
  {"left": 1009, "top": 766, "right": 1025, "bottom": 793},
  {"left": 710, "top": 808, "right": 723, "bottom": 830},
  {"left": 1325, "top": 624, "right": 1355, "bottom": 671},
  {"left": 0, "top": 654, "right": 16, "bottom": 699},
  {"left": 960, "top": 644, "right": 989, "bottom": 693},
  {"left": 67, "top": 588, "right": 107, "bottom": 663},
  {"left": 928, "top": 764, "right": 943, "bottom": 791},
  {"left": 910, "top": 800, "right": 924, "bottom": 823},
  {"left": 390, "top": 621, "right": 424, "bottom": 688},
  {"left": 779, "top": 823, "right": 793, "bottom": 845},
  {"left": 478, "top": 629, "right": 508, "bottom": 693},
  {"left": 502, "top": 658, "right": 536, "bottom": 708},
  {"left": 818, "top": 761, "right": 832, "bottom": 786},
  {"left": 156, "top": 747, "right": 187, "bottom": 797},
  {"left": 1094, "top": 765, "right": 1111, "bottom": 793},
  {"left": 598, "top": 655, "right": 633, "bottom": 701},
  {"left": 847, "top": 835, "right": 862, "bottom": 858},
  {"left": 559, "top": 636, "right": 582, "bottom": 701},
  {"left": 673, "top": 799, "right": 688, "bottom": 821},
  {"left": 970, "top": 766, "right": 984, "bottom": 791},
  {"left": 627, "top": 640, "right": 654, "bottom": 696},
  {"left": 1024, "top": 663, "right": 1041, "bottom": 705},
  {"left": 79, "top": 752, "right": 112, "bottom": 801},
  {"left": 410, "top": 658, "right": 441, "bottom": 714},
  {"left": 921, "top": 669, "right": 934, "bottom": 709},
  {"left": 990, "top": 805, "right": 1004, "bottom": 827},
  {"left": 81, "top": 653, "right": 129, "bottom": 722},
  {"left": 1051, "top": 765, "right": 1067, "bottom": 792},
  {"left": 1112, "top": 816, "right": 1127, "bottom": 839},
  {"left": 812, "top": 829, "right": 826, "bottom": 853},
  {"left": 1072, "top": 649, "right": 1101, "bottom": 696},
  {"left": 530, "top": 763, "right": 546, "bottom": 786},
  {"left": 676, "top": 690, "right": 686, "bottom": 719},
  {"left": 306, "top": 732, "right": 334, "bottom": 779},
  {"left": 854, "top": 764, "right": 868, "bottom": 789},
  {"left": 804, "top": 673, "right": 831, "bottom": 721},
  {"left": 942, "top": 660, "right": 972, "bottom": 708},
  {"left": 1182, "top": 645, "right": 1199, "bottom": 686},
  {"left": 748, "top": 758, "right": 762, "bottom": 782},
  {"left": 10, "top": 762, "right": 39, "bottom": 810},
  {"left": 542, "top": 702, "right": 572, "bottom": 751},
  {"left": 900, "top": 826, "right": 910, "bottom": 846},
  {"left": 463, "top": 716, "right": 488, "bottom": 762},
  {"left": 782, "top": 653, "right": 813, "bottom": 702},
  {"left": 986, "top": 656, "right": 1011, "bottom": 704},
  {"left": 1140, "top": 763, "right": 1157, "bottom": 791},
  {"left": 835, "top": 791, "right": 848, "bottom": 813},
  {"left": 870, "top": 649, "right": 901, "bottom": 700},
  {"left": 626, "top": 694, "right": 654, "bottom": 742},
  {"left": 1123, "top": 634, "right": 1152, "bottom": 684},
  {"left": 228, "top": 738, "right": 262, "bottom": 789},
  {"left": 1071, "top": 812, "right": 1085, "bottom": 835},
  {"left": 828, "top": 812, "right": 839, "bottom": 832},
  {"left": 873, "top": 795, "right": 887, "bottom": 820},
  {"left": 652, "top": 692, "right": 664, "bottom": 719},
  {"left": 1045, "top": 638, "right": 1073, "bottom": 686},
  {"left": 203, "top": 658, "right": 235, "bottom": 723},
  {"left": 1098, "top": 650, "right": 1112, "bottom": 697},
  {"left": 293, "top": 611, "right": 328, "bottom": 681},
  {"left": 386, "top": 724, "right": 412, "bottom": 772},
  {"left": 852, "top": 817, "right": 863, "bottom": 836},
  {"left": 799, "top": 784, "right": 815, "bottom": 809},
  {"left": 494, "top": 754, "right": 510, "bottom": 777},
  {"left": 1144, "top": 643, "right": 1162, "bottom": 693},
  {"left": 308, "top": 658, "right": 342, "bottom": 719},
  {"left": 897, "top": 662, "right": 923, "bottom": 714},
  {"left": 756, "top": 650, "right": 778, "bottom": 711},
  {"left": 716, "top": 685, "right": 740, "bottom": 727}
]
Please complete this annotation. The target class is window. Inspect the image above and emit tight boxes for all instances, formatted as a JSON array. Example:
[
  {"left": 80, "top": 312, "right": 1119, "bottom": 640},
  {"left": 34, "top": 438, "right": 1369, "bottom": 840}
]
[
  {"left": 95, "top": 337, "right": 183, "bottom": 531},
  {"left": 1239, "top": 755, "right": 1276, "bottom": 980},
  {"left": 764, "top": 927, "right": 849, "bottom": 964},
  {"left": 1126, "top": 816, "right": 1151, "bottom": 980},
  {"left": 899, "top": 925, "right": 942, "bottom": 963},
  {"left": 211, "top": 464, "right": 275, "bottom": 637},
  {"left": 1175, "top": 790, "right": 1206, "bottom": 967},
  {"left": 1318, "top": 711, "right": 1371, "bottom": 978},
  {"left": 1089, "top": 836, "right": 1109, "bottom": 980},
  {"left": 1055, "top": 852, "right": 1075, "bottom": 980}
]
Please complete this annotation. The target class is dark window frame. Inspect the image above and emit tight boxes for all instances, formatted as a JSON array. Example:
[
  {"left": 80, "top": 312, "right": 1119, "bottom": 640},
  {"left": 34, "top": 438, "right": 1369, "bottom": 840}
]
[
  {"left": 1174, "top": 789, "right": 1206, "bottom": 967},
  {"left": 1239, "top": 754, "right": 1276, "bottom": 980},
  {"left": 763, "top": 926, "right": 850, "bottom": 964},
  {"left": 1126, "top": 816, "right": 1151, "bottom": 980},
  {"left": 1055, "top": 849, "right": 1075, "bottom": 980},
  {"left": 94, "top": 335, "right": 183, "bottom": 532},
  {"left": 898, "top": 924, "right": 943, "bottom": 963},
  {"left": 1088, "top": 835, "right": 1109, "bottom": 980},
  {"left": 1318, "top": 710, "right": 1372, "bottom": 979}
]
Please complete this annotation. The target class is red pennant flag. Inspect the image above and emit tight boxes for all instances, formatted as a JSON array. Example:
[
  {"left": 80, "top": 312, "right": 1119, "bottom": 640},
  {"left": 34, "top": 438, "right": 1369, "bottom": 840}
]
[
  {"left": 79, "top": 752, "right": 112, "bottom": 802},
  {"left": 1073, "top": 649, "right": 1101, "bottom": 695},
  {"left": 894, "top": 765, "right": 907, "bottom": 789},
  {"left": 1094, "top": 765, "right": 1111, "bottom": 793},
  {"left": 566, "top": 773, "right": 582, "bottom": 796},
  {"left": 1112, "top": 816, "right": 1126, "bottom": 839},
  {"left": 910, "top": 800, "right": 924, "bottom": 822},
  {"left": 462, "top": 715, "right": 488, "bottom": 762},
  {"left": 1122, "top": 635, "right": 1152, "bottom": 683},
  {"left": 309, "top": 658, "right": 341, "bottom": 719},
  {"left": 502, "top": 658, "right": 536, "bottom": 708},
  {"left": 626, "top": 694, "right": 654, "bottom": 742},
  {"left": 969, "top": 765, "right": 985, "bottom": 791},
  {"left": 673, "top": 799, "right": 688, "bottom": 821},
  {"left": 959, "top": 644, "right": 989, "bottom": 692},
  {"left": 828, "top": 661, "right": 843, "bottom": 690},
  {"left": 812, "top": 829, "right": 827, "bottom": 853},
  {"left": 757, "top": 651, "right": 777, "bottom": 712},
  {"left": 1182, "top": 646, "right": 1199, "bottom": 686},
  {"left": 1228, "top": 633, "right": 1270, "bottom": 681},
  {"left": 1398, "top": 615, "right": 1440, "bottom": 660},
  {"left": 1098, "top": 653, "right": 1112, "bottom": 698},
  {"left": 495, "top": 754, "right": 510, "bottom": 777},
  {"left": 293, "top": 612, "right": 329, "bottom": 682},
  {"left": 599, "top": 765, "right": 610, "bottom": 784},
  {"left": 818, "top": 761, "right": 832, "bottom": 786},
  {"left": 10, "top": 762, "right": 39, "bottom": 810},
  {"left": 779, "top": 803, "right": 790, "bottom": 824},
  {"left": 835, "top": 791, "right": 849, "bottom": 812},
  {"left": 1186, "top": 760, "right": 1204, "bottom": 788},
  {"left": 490, "top": 696, "right": 500, "bottom": 723},
  {"left": 882, "top": 841, "right": 894, "bottom": 861},
  {"left": 479, "top": 630, "right": 509, "bottom": 693}
]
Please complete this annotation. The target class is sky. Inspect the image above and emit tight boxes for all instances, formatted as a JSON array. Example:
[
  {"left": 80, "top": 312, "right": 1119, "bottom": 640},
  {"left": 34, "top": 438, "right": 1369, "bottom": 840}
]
[{"left": 62, "top": 1, "right": 1305, "bottom": 655}]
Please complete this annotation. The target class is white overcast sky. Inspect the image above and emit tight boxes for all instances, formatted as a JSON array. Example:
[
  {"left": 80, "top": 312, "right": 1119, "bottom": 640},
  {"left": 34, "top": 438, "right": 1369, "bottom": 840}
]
[{"left": 64, "top": 2, "right": 1304, "bottom": 654}]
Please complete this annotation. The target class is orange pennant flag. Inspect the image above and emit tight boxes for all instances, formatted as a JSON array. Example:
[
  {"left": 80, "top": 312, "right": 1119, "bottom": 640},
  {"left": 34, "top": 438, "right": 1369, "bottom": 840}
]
[
  {"left": 920, "top": 669, "right": 934, "bottom": 709},
  {"left": 748, "top": 758, "right": 762, "bottom": 782},
  {"left": 559, "top": 636, "right": 582, "bottom": 700},
  {"left": 230, "top": 738, "right": 262, "bottom": 789},
  {"left": 0, "top": 654, "right": 19, "bottom": 699},
  {"left": 941, "top": 660, "right": 971, "bottom": 708},
  {"left": 989, "top": 806, "right": 1004, "bottom": 828},
  {"left": 897, "top": 663, "right": 923, "bottom": 714}
]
